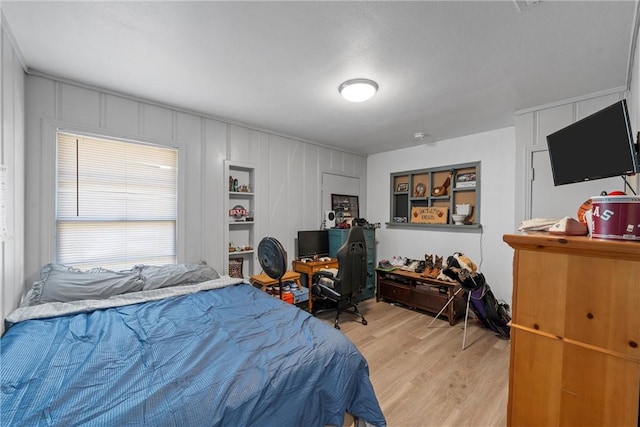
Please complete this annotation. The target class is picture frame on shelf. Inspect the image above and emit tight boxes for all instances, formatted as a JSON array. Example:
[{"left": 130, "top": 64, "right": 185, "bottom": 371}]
[
  {"left": 455, "top": 173, "right": 476, "bottom": 188},
  {"left": 331, "top": 194, "right": 359, "bottom": 220},
  {"left": 396, "top": 183, "right": 409, "bottom": 192},
  {"left": 229, "top": 258, "right": 244, "bottom": 278}
]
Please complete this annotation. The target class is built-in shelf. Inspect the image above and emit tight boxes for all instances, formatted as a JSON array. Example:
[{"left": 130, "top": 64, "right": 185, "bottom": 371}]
[
  {"left": 384, "top": 222, "right": 483, "bottom": 233},
  {"left": 224, "top": 160, "right": 257, "bottom": 278},
  {"left": 388, "top": 161, "right": 481, "bottom": 231},
  {"left": 229, "top": 250, "right": 255, "bottom": 255}
]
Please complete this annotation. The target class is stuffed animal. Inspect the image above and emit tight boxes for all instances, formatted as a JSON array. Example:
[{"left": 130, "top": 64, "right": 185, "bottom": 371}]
[
  {"left": 452, "top": 252, "right": 477, "bottom": 272},
  {"left": 436, "top": 256, "right": 456, "bottom": 282},
  {"left": 437, "top": 252, "right": 478, "bottom": 282}
]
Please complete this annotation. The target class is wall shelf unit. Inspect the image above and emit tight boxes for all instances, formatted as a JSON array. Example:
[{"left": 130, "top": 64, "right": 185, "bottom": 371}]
[
  {"left": 224, "top": 160, "right": 256, "bottom": 278},
  {"left": 388, "top": 161, "right": 481, "bottom": 231}
]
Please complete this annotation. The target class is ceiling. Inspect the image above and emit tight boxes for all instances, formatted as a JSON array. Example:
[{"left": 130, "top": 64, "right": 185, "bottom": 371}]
[{"left": 2, "top": 1, "right": 638, "bottom": 155}]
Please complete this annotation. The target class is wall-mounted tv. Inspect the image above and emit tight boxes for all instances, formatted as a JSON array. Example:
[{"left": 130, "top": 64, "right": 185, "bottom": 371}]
[
  {"left": 546, "top": 99, "right": 639, "bottom": 186},
  {"left": 296, "top": 230, "right": 329, "bottom": 259}
]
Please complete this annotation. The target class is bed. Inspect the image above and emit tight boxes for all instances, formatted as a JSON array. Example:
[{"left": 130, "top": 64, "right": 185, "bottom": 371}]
[{"left": 1, "top": 263, "right": 386, "bottom": 426}]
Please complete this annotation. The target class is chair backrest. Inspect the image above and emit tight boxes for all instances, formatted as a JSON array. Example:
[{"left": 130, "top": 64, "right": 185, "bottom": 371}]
[{"left": 334, "top": 227, "right": 367, "bottom": 296}]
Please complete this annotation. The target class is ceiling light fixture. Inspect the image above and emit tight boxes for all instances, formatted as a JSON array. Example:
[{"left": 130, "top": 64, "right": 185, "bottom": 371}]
[{"left": 339, "top": 79, "right": 378, "bottom": 102}]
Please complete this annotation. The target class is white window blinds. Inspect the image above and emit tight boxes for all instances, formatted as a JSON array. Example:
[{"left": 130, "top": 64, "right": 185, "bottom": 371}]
[{"left": 56, "top": 132, "right": 178, "bottom": 270}]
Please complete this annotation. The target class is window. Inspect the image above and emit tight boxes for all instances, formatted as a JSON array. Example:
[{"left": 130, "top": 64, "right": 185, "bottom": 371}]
[{"left": 56, "top": 131, "right": 178, "bottom": 270}]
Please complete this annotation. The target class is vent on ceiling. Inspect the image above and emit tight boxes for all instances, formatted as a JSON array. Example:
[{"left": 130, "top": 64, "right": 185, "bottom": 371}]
[{"left": 514, "top": 0, "right": 540, "bottom": 12}]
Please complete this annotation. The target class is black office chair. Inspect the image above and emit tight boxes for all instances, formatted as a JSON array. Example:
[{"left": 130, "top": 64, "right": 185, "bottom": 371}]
[{"left": 312, "top": 226, "right": 368, "bottom": 330}]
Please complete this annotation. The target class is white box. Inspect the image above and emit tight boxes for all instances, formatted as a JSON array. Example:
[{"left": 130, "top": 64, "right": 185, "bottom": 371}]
[{"left": 456, "top": 181, "right": 476, "bottom": 188}]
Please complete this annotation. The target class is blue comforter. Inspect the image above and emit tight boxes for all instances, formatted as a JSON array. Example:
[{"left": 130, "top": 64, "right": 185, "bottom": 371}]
[{"left": 1, "top": 283, "right": 385, "bottom": 426}]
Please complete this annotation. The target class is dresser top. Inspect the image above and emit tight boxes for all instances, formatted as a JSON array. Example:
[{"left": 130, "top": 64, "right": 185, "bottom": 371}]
[{"left": 503, "top": 232, "right": 640, "bottom": 261}]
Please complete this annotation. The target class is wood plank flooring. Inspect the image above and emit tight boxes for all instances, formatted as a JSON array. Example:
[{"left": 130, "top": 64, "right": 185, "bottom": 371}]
[{"left": 314, "top": 298, "right": 510, "bottom": 427}]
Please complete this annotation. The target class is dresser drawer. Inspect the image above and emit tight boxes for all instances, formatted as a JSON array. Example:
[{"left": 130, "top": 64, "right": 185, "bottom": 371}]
[
  {"left": 411, "top": 287, "right": 449, "bottom": 313},
  {"left": 514, "top": 250, "right": 640, "bottom": 359},
  {"left": 379, "top": 281, "right": 410, "bottom": 303}
]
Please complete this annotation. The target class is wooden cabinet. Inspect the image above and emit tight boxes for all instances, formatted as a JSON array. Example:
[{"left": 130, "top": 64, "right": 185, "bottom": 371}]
[
  {"left": 389, "top": 161, "right": 481, "bottom": 231},
  {"left": 503, "top": 233, "right": 640, "bottom": 427},
  {"left": 224, "top": 160, "right": 256, "bottom": 278},
  {"left": 375, "top": 269, "right": 465, "bottom": 326},
  {"left": 328, "top": 228, "right": 376, "bottom": 300}
]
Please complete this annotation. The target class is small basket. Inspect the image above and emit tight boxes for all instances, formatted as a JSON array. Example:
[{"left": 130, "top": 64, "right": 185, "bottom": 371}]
[{"left": 229, "top": 258, "right": 244, "bottom": 278}]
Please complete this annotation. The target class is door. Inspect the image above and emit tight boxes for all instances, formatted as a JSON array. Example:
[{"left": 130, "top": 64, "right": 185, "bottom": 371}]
[
  {"left": 321, "top": 173, "right": 361, "bottom": 215},
  {"left": 530, "top": 149, "right": 623, "bottom": 219}
]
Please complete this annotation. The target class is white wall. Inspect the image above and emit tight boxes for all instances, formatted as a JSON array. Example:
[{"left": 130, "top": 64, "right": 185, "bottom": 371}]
[
  {"left": 630, "top": 12, "right": 640, "bottom": 187},
  {"left": 0, "top": 14, "right": 26, "bottom": 333},
  {"left": 22, "top": 74, "right": 367, "bottom": 304},
  {"left": 513, "top": 19, "right": 640, "bottom": 223},
  {"left": 514, "top": 88, "right": 634, "bottom": 226},
  {"left": 367, "top": 127, "right": 517, "bottom": 303}
]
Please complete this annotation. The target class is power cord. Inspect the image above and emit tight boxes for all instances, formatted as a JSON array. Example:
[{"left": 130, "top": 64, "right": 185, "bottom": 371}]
[
  {"left": 477, "top": 228, "right": 484, "bottom": 271},
  {"left": 622, "top": 175, "right": 637, "bottom": 195}
]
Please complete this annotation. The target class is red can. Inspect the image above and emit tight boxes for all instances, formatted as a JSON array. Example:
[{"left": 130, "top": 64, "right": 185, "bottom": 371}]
[{"left": 591, "top": 195, "right": 640, "bottom": 241}]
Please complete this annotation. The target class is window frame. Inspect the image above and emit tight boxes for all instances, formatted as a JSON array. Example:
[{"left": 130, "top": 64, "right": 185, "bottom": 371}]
[{"left": 41, "top": 121, "right": 186, "bottom": 270}]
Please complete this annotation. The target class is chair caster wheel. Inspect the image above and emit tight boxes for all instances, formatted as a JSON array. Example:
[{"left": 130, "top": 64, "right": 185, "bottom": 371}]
[{"left": 362, "top": 320, "right": 368, "bottom": 325}]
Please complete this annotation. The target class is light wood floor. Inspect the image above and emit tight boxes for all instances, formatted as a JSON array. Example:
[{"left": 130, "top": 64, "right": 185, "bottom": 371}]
[{"left": 315, "top": 298, "right": 510, "bottom": 427}]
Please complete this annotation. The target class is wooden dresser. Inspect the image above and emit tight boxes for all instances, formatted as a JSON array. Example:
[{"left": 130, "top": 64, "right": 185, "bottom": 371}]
[{"left": 503, "top": 233, "right": 640, "bottom": 427}]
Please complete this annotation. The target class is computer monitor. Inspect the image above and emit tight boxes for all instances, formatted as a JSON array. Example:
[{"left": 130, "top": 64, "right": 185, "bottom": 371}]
[{"left": 296, "top": 230, "right": 329, "bottom": 259}]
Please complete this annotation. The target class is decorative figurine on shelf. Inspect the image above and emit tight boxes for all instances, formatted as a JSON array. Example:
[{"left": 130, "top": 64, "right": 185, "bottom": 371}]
[
  {"left": 431, "top": 175, "right": 451, "bottom": 196},
  {"left": 229, "top": 176, "right": 234, "bottom": 192},
  {"left": 233, "top": 178, "right": 239, "bottom": 192},
  {"left": 229, "top": 204, "right": 248, "bottom": 221}
]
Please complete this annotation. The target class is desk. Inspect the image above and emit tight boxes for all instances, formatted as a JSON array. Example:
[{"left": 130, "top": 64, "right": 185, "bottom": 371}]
[
  {"left": 292, "top": 258, "right": 339, "bottom": 312},
  {"left": 375, "top": 268, "right": 464, "bottom": 326}
]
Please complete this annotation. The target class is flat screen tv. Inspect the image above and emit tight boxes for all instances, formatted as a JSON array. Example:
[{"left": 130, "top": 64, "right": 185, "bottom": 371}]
[
  {"left": 546, "top": 99, "right": 639, "bottom": 186},
  {"left": 297, "top": 230, "right": 329, "bottom": 259}
]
